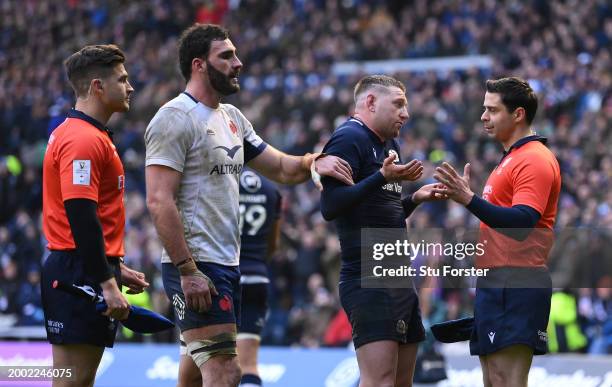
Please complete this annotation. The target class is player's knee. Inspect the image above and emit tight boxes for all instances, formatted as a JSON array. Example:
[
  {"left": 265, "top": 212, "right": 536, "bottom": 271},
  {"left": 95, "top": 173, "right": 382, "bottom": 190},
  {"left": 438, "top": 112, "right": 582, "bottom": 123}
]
[
  {"left": 487, "top": 363, "right": 510, "bottom": 387},
  {"left": 225, "top": 358, "right": 242, "bottom": 386},
  {"left": 362, "top": 367, "right": 395, "bottom": 387}
]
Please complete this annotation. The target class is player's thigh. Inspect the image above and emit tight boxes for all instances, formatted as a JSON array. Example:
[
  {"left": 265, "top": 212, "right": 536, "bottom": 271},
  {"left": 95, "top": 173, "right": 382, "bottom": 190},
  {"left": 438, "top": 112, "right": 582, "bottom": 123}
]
[
  {"left": 356, "top": 340, "right": 399, "bottom": 387},
  {"left": 51, "top": 344, "right": 103, "bottom": 387},
  {"left": 486, "top": 344, "right": 533, "bottom": 387},
  {"left": 178, "top": 354, "right": 201, "bottom": 387},
  {"left": 394, "top": 343, "right": 419, "bottom": 387},
  {"left": 163, "top": 262, "right": 241, "bottom": 332}
]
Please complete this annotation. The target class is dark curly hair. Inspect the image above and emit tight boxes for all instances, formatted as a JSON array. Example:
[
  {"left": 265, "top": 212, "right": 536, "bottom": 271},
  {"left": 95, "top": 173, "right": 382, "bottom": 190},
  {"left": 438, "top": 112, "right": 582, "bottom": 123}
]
[{"left": 178, "top": 23, "right": 229, "bottom": 82}]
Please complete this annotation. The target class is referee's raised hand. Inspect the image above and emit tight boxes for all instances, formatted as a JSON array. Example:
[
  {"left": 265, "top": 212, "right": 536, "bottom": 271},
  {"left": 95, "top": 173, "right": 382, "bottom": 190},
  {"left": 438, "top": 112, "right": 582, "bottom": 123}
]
[
  {"left": 433, "top": 162, "right": 474, "bottom": 205},
  {"left": 100, "top": 277, "right": 130, "bottom": 320}
]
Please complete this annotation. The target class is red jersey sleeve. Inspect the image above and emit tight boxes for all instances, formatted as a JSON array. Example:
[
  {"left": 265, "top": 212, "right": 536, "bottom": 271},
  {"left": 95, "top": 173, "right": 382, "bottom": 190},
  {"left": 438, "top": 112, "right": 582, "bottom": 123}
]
[
  {"left": 57, "top": 131, "right": 109, "bottom": 202},
  {"left": 510, "top": 156, "right": 555, "bottom": 215}
]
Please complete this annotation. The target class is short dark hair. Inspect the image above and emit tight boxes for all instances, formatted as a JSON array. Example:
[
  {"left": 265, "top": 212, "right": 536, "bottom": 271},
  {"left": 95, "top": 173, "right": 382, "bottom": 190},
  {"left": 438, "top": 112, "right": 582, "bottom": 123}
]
[
  {"left": 354, "top": 75, "right": 406, "bottom": 102},
  {"left": 485, "top": 77, "right": 538, "bottom": 125},
  {"left": 178, "top": 23, "right": 229, "bottom": 82},
  {"left": 64, "top": 44, "right": 126, "bottom": 97}
]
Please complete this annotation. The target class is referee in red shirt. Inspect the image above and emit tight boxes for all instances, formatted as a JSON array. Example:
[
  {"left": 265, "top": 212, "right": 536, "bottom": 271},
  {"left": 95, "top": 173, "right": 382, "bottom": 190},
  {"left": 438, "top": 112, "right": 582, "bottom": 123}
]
[
  {"left": 433, "top": 77, "right": 561, "bottom": 387},
  {"left": 41, "top": 45, "right": 148, "bottom": 387}
]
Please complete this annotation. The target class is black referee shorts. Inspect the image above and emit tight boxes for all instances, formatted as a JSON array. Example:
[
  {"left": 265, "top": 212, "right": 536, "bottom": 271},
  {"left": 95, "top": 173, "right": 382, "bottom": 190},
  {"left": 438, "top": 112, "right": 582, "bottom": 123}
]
[{"left": 41, "top": 250, "right": 121, "bottom": 348}]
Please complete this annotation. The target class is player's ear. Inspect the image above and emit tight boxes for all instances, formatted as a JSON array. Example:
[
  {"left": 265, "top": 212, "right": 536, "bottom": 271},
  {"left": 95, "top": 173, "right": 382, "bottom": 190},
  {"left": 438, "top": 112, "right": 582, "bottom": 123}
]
[
  {"left": 192, "top": 57, "right": 205, "bottom": 74},
  {"left": 513, "top": 107, "right": 525, "bottom": 123},
  {"left": 366, "top": 93, "right": 376, "bottom": 112},
  {"left": 89, "top": 78, "right": 103, "bottom": 96}
]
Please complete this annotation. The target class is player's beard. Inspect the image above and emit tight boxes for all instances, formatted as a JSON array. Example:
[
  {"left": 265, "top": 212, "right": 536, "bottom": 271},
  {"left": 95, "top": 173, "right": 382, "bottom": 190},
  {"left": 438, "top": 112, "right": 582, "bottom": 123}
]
[{"left": 206, "top": 60, "right": 240, "bottom": 96}]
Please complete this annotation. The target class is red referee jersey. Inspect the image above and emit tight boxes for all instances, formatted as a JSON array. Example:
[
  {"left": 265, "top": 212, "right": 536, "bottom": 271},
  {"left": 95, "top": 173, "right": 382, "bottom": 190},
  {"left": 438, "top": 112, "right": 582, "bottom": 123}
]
[
  {"left": 477, "top": 137, "right": 561, "bottom": 269},
  {"left": 42, "top": 109, "right": 125, "bottom": 257}
]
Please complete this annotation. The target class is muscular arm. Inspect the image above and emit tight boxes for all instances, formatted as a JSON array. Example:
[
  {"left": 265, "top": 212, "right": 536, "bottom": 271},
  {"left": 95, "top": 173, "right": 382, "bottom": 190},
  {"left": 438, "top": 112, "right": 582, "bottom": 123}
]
[
  {"left": 248, "top": 145, "right": 353, "bottom": 186},
  {"left": 145, "top": 165, "right": 193, "bottom": 264},
  {"left": 247, "top": 145, "right": 316, "bottom": 184}
]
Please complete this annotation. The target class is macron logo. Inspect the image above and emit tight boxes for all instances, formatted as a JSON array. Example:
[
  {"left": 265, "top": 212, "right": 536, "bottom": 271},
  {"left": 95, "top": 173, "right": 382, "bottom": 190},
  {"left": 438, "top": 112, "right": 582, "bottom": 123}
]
[
  {"left": 488, "top": 331, "right": 496, "bottom": 343},
  {"left": 214, "top": 145, "right": 242, "bottom": 159}
]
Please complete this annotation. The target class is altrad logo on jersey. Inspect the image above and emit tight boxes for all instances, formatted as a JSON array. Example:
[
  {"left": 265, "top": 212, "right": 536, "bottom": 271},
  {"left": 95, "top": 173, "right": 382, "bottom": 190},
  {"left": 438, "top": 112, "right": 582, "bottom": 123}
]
[
  {"left": 214, "top": 145, "right": 242, "bottom": 159},
  {"left": 211, "top": 145, "right": 244, "bottom": 175},
  {"left": 210, "top": 164, "right": 243, "bottom": 175}
]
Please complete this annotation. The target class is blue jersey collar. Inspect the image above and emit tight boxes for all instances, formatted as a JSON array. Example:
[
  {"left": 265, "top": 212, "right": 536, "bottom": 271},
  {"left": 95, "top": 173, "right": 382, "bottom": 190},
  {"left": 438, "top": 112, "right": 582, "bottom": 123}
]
[
  {"left": 500, "top": 135, "right": 547, "bottom": 163},
  {"left": 350, "top": 116, "right": 385, "bottom": 144}
]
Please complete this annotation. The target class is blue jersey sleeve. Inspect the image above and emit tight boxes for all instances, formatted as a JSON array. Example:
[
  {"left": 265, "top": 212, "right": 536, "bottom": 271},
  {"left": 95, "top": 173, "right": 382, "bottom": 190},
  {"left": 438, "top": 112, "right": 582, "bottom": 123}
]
[{"left": 320, "top": 127, "right": 387, "bottom": 220}]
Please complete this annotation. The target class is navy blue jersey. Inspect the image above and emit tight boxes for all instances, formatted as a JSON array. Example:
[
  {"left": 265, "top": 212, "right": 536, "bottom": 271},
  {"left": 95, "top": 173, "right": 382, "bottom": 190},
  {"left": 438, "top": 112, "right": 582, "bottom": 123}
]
[
  {"left": 239, "top": 169, "right": 282, "bottom": 277},
  {"left": 321, "top": 118, "right": 406, "bottom": 280}
]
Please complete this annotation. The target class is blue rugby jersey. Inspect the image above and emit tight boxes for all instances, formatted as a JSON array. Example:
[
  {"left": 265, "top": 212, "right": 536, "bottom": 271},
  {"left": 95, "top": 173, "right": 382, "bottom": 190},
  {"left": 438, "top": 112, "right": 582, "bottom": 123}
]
[
  {"left": 238, "top": 168, "right": 281, "bottom": 277},
  {"left": 320, "top": 117, "right": 407, "bottom": 281}
]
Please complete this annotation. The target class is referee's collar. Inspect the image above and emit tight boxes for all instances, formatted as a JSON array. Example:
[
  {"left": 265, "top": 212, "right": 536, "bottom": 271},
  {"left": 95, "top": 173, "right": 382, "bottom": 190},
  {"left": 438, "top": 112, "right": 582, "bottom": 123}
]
[
  {"left": 67, "top": 108, "right": 114, "bottom": 140},
  {"left": 500, "top": 134, "right": 547, "bottom": 163}
]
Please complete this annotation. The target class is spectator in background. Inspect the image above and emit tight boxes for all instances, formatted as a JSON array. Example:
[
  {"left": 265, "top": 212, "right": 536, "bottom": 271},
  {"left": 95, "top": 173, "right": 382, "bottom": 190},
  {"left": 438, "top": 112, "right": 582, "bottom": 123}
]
[
  {"left": 15, "top": 264, "right": 44, "bottom": 326},
  {"left": 579, "top": 277, "right": 612, "bottom": 354}
]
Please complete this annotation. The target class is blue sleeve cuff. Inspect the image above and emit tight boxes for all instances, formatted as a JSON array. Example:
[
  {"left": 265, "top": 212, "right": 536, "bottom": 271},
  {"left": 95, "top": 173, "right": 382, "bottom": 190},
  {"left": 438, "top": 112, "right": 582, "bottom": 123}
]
[{"left": 244, "top": 141, "right": 267, "bottom": 163}]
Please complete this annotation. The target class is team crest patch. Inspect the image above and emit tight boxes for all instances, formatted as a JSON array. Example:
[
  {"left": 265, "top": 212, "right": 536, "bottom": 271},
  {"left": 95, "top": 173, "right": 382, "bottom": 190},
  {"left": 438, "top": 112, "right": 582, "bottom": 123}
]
[
  {"left": 219, "top": 294, "right": 233, "bottom": 312},
  {"left": 73, "top": 160, "right": 91, "bottom": 185},
  {"left": 396, "top": 319, "right": 407, "bottom": 335},
  {"left": 229, "top": 120, "right": 239, "bottom": 136},
  {"left": 388, "top": 150, "right": 400, "bottom": 164}
]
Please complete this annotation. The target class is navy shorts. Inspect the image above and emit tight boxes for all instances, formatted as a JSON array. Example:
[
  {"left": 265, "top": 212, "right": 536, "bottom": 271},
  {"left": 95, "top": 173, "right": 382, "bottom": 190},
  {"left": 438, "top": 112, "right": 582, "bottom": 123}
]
[
  {"left": 40, "top": 250, "right": 121, "bottom": 348},
  {"left": 162, "top": 262, "right": 241, "bottom": 332},
  {"left": 238, "top": 282, "right": 269, "bottom": 337},
  {"left": 339, "top": 279, "right": 425, "bottom": 349},
  {"left": 470, "top": 270, "right": 552, "bottom": 356}
]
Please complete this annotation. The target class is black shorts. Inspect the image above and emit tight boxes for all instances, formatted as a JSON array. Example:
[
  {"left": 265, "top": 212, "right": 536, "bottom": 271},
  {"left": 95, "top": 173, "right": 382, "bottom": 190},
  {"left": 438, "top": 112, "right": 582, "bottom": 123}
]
[
  {"left": 238, "top": 281, "right": 269, "bottom": 337},
  {"left": 470, "top": 285, "right": 552, "bottom": 356},
  {"left": 162, "top": 262, "right": 241, "bottom": 332},
  {"left": 339, "top": 279, "right": 425, "bottom": 349},
  {"left": 41, "top": 250, "right": 121, "bottom": 348}
]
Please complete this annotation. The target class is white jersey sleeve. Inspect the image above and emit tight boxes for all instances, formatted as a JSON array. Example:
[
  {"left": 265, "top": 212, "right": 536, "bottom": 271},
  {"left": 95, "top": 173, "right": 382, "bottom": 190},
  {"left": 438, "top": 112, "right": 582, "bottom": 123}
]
[{"left": 145, "top": 107, "right": 196, "bottom": 172}]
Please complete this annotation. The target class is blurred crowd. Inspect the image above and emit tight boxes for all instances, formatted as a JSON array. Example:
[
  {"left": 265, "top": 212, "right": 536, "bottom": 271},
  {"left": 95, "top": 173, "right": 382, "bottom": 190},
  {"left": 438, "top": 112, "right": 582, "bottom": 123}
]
[{"left": 0, "top": 0, "right": 610, "bottom": 354}]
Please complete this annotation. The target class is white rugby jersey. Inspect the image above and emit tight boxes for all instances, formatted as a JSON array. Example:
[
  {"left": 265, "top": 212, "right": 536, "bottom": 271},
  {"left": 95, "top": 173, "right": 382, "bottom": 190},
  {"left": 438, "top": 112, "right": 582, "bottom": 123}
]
[{"left": 145, "top": 92, "right": 267, "bottom": 266}]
